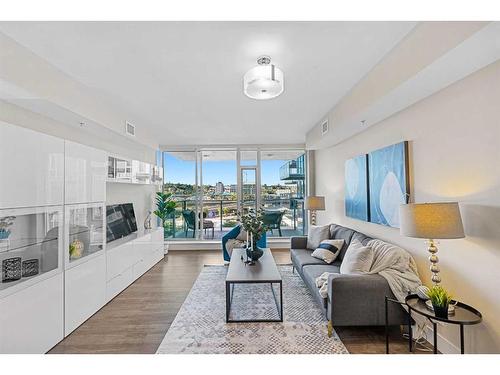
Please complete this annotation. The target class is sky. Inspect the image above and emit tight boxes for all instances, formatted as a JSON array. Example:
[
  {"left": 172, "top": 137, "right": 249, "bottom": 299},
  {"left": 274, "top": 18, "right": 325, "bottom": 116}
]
[{"left": 163, "top": 153, "right": 289, "bottom": 185}]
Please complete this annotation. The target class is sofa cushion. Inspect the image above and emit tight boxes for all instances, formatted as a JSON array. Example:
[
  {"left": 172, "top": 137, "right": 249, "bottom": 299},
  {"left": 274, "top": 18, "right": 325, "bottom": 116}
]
[
  {"left": 351, "top": 231, "right": 373, "bottom": 246},
  {"left": 291, "top": 249, "right": 326, "bottom": 270},
  {"left": 306, "top": 225, "right": 330, "bottom": 250},
  {"left": 329, "top": 224, "right": 356, "bottom": 261},
  {"left": 302, "top": 264, "right": 341, "bottom": 308},
  {"left": 311, "top": 239, "right": 344, "bottom": 264},
  {"left": 340, "top": 239, "right": 374, "bottom": 274},
  {"left": 290, "top": 236, "right": 308, "bottom": 250}
]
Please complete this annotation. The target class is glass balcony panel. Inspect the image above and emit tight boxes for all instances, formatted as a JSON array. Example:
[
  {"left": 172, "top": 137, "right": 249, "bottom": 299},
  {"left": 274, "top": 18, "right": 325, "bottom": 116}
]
[
  {"left": 163, "top": 151, "right": 199, "bottom": 240},
  {"left": 261, "top": 150, "right": 306, "bottom": 237}
]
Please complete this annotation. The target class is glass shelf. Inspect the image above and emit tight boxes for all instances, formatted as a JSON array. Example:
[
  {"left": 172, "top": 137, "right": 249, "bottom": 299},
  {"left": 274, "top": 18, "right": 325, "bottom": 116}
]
[
  {"left": 65, "top": 203, "right": 105, "bottom": 267},
  {"left": 0, "top": 206, "right": 63, "bottom": 293}
]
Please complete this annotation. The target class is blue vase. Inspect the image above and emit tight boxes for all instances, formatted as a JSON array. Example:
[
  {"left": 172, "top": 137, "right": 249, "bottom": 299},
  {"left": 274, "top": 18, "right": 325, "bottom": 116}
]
[{"left": 0, "top": 230, "right": 10, "bottom": 240}]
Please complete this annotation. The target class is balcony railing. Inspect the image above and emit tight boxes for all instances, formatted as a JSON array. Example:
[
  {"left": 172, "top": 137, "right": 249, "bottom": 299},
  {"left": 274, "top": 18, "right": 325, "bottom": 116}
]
[
  {"left": 163, "top": 198, "right": 305, "bottom": 240},
  {"left": 279, "top": 160, "right": 305, "bottom": 181}
]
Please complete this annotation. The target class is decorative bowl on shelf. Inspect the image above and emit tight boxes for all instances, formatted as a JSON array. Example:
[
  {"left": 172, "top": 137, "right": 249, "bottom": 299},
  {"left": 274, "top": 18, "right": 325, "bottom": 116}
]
[
  {"left": 2, "top": 257, "right": 22, "bottom": 282},
  {"left": 22, "top": 259, "right": 39, "bottom": 277},
  {"left": 0, "top": 229, "right": 11, "bottom": 240}
]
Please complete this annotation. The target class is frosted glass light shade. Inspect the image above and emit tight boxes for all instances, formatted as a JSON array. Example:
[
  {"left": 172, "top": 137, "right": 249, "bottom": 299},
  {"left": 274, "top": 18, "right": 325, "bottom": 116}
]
[
  {"left": 400, "top": 202, "right": 465, "bottom": 239},
  {"left": 243, "top": 64, "right": 284, "bottom": 100},
  {"left": 305, "top": 196, "right": 325, "bottom": 211}
]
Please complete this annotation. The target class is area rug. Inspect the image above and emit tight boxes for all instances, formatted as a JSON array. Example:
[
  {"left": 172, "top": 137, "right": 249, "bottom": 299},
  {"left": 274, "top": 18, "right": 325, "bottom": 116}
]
[{"left": 156, "top": 265, "right": 348, "bottom": 354}]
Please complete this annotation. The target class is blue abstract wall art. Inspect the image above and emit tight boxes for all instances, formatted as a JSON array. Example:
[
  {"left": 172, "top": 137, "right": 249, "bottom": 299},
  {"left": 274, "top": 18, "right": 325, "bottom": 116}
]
[
  {"left": 345, "top": 154, "right": 369, "bottom": 221},
  {"left": 368, "top": 141, "right": 409, "bottom": 228}
]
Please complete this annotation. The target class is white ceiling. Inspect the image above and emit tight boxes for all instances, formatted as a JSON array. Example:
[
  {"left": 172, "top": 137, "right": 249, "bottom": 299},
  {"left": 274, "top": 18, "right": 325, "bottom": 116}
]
[{"left": 0, "top": 21, "right": 416, "bottom": 146}]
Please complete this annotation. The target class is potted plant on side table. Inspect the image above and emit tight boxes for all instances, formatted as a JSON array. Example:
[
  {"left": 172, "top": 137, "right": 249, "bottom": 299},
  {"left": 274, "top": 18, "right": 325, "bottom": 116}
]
[
  {"left": 427, "top": 285, "right": 453, "bottom": 319},
  {"left": 240, "top": 209, "right": 269, "bottom": 263}
]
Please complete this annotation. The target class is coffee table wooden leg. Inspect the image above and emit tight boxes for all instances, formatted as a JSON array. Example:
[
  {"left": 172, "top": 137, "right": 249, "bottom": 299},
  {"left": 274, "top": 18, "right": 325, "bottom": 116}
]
[{"left": 327, "top": 320, "right": 333, "bottom": 338}]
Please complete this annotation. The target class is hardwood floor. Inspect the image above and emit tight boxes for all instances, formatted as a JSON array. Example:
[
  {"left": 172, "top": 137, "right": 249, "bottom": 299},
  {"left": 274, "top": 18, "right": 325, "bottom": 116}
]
[{"left": 49, "top": 249, "right": 422, "bottom": 354}]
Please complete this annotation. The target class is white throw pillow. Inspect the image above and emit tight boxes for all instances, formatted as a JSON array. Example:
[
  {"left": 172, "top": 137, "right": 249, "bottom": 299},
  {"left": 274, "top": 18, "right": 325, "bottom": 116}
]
[
  {"left": 306, "top": 225, "right": 330, "bottom": 250},
  {"left": 311, "top": 239, "right": 345, "bottom": 264},
  {"left": 236, "top": 227, "right": 248, "bottom": 242},
  {"left": 340, "top": 239, "right": 374, "bottom": 274}
]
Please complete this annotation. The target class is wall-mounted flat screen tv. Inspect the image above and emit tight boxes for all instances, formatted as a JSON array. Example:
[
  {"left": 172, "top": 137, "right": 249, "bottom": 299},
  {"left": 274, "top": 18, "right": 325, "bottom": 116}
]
[{"left": 106, "top": 203, "right": 138, "bottom": 243}]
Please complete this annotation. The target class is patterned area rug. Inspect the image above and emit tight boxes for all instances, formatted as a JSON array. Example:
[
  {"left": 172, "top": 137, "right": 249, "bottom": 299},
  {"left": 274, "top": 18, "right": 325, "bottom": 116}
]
[{"left": 156, "top": 265, "right": 348, "bottom": 354}]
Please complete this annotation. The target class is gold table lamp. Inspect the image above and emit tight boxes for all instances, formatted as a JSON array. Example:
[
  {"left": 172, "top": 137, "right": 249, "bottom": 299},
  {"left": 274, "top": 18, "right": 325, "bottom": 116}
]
[
  {"left": 305, "top": 196, "right": 325, "bottom": 226},
  {"left": 400, "top": 202, "right": 465, "bottom": 285}
]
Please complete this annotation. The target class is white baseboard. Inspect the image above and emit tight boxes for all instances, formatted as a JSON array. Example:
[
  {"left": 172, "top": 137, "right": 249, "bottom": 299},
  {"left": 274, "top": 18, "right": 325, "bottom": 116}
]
[
  {"left": 166, "top": 241, "right": 221, "bottom": 250},
  {"left": 423, "top": 323, "right": 460, "bottom": 354},
  {"left": 165, "top": 238, "right": 290, "bottom": 251}
]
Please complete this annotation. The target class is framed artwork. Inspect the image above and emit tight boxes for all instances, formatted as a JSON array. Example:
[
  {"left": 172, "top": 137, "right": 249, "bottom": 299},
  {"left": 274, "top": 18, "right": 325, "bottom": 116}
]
[
  {"left": 345, "top": 154, "right": 369, "bottom": 221},
  {"left": 368, "top": 141, "right": 409, "bottom": 228}
]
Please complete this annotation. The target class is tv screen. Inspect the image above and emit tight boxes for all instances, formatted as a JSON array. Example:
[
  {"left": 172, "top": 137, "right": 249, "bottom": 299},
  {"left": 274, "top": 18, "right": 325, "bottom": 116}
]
[{"left": 106, "top": 203, "right": 138, "bottom": 243}]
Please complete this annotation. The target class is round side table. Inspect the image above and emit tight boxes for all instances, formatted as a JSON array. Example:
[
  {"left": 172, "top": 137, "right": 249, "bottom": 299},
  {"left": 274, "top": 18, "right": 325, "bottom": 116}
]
[{"left": 385, "top": 294, "right": 482, "bottom": 354}]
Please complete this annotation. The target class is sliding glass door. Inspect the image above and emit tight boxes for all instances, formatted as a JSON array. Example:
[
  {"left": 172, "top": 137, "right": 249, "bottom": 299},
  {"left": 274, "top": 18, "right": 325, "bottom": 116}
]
[
  {"left": 162, "top": 148, "right": 306, "bottom": 241},
  {"left": 200, "top": 150, "right": 237, "bottom": 240},
  {"left": 163, "top": 151, "right": 200, "bottom": 240},
  {"left": 240, "top": 167, "right": 257, "bottom": 215},
  {"left": 260, "top": 150, "right": 306, "bottom": 237}
]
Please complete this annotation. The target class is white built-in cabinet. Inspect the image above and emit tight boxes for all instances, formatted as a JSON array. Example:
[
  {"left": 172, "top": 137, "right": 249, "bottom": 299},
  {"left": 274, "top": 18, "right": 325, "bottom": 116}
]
[
  {"left": 0, "top": 122, "right": 65, "bottom": 353},
  {"left": 64, "top": 140, "right": 107, "bottom": 204},
  {"left": 63, "top": 203, "right": 106, "bottom": 335},
  {"left": 108, "top": 155, "right": 163, "bottom": 185},
  {"left": 0, "top": 273, "right": 64, "bottom": 353},
  {"left": 106, "top": 228, "right": 164, "bottom": 302},
  {"left": 0, "top": 121, "right": 64, "bottom": 209},
  {"left": 63, "top": 141, "right": 107, "bottom": 336},
  {"left": 0, "top": 122, "right": 164, "bottom": 353}
]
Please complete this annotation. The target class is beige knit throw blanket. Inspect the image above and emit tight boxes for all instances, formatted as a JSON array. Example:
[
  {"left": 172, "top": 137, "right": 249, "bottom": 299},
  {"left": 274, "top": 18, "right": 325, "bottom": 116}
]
[{"left": 316, "top": 239, "right": 422, "bottom": 302}]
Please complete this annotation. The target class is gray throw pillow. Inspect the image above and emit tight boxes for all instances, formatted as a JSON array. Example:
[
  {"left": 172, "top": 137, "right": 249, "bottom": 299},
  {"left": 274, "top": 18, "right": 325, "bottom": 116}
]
[
  {"left": 311, "top": 239, "right": 345, "bottom": 264},
  {"left": 340, "top": 239, "right": 373, "bottom": 274},
  {"left": 306, "top": 225, "right": 330, "bottom": 250}
]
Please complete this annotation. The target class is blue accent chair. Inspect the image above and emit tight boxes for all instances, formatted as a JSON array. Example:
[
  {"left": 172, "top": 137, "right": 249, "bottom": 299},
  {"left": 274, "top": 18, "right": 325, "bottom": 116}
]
[{"left": 222, "top": 225, "right": 267, "bottom": 262}]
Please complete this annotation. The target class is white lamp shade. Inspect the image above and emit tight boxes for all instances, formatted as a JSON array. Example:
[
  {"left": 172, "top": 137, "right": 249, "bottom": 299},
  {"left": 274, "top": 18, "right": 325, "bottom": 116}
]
[
  {"left": 400, "top": 202, "right": 465, "bottom": 239},
  {"left": 305, "top": 196, "right": 325, "bottom": 211},
  {"left": 244, "top": 64, "right": 284, "bottom": 100}
]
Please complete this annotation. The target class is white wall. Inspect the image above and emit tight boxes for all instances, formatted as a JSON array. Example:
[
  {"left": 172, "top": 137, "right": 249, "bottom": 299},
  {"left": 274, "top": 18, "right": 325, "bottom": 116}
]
[
  {"left": 314, "top": 60, "right": 500, "bottom": 353},
  {"left": 0, "top": 31, "right": 159, "bottom": 151},
  {"left": 0, "top": 100, "right": 156, "bottom": 163}
]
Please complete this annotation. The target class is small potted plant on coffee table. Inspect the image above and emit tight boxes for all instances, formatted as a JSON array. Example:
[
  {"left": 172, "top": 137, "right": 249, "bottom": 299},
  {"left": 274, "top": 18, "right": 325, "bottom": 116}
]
[
  {"left": 427, "top": 285, "right": 453, "bottom": 319},
  {"left": 239, "top": 209, "right": 269, "bottom": 262}
]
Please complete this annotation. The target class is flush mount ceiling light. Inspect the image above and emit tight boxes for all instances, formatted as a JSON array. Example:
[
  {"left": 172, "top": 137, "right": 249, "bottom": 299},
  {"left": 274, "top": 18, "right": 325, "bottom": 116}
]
[{"left": 243, "top": 56, "right": 284, "bottom": 100}]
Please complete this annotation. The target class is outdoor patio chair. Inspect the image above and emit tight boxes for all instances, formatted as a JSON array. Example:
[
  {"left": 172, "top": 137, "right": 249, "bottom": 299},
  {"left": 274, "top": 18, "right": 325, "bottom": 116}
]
[
  {"left": 262, "top": 210, "right": 284, "bottom": 237},
  {"left": 181, "top": 209, "right": 215, "bottom": 238}
]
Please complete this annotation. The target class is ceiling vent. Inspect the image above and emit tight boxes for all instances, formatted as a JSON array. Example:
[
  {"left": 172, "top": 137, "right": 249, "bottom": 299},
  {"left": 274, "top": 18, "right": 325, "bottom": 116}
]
[
  {"left": 321, "top": 119, "right": 329, "bottom": 136},
  {"left": 125, "top": 121, "right": 136, "bottom": 137}
]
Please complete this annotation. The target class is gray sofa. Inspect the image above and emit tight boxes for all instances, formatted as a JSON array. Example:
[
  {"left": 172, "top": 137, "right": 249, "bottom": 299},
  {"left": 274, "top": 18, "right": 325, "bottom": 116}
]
[{"left": 291, "top": 224, "right": 407, "bottom": 328}]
